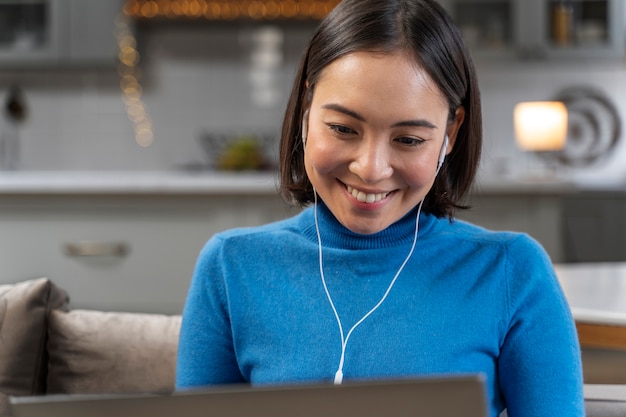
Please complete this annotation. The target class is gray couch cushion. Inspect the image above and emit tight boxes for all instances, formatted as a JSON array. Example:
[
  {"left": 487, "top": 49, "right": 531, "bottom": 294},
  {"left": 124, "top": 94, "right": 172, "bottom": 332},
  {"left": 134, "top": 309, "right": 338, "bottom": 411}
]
[
  {"left": 46, "top": 309, "right": 181, "bottom": 395},
  {"left": 0, "top": 278, "right": 69, "bottom": 417}
]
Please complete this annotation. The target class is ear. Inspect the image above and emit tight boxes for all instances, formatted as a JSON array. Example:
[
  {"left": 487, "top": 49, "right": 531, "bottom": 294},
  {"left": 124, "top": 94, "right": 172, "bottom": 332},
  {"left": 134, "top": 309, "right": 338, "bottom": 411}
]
[{"left": 445, "top": 107, "right": 466, "bottom": 155}]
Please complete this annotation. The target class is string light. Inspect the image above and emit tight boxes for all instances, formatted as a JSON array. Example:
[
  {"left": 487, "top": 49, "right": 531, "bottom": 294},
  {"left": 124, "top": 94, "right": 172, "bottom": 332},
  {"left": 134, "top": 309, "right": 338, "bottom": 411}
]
[
  {"left": 123, "top": 0, "right": 339, "bottom": 20},
  {"left": 116, "top": 0, "right": 337, "bottom": 147},
  {"left": 115, "top": 13, "right": 154, "bottom": 147}
]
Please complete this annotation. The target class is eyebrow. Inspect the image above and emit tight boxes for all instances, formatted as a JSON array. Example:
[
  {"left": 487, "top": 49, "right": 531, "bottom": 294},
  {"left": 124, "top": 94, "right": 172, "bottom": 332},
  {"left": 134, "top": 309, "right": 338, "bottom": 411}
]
[{"left": 321, "top": 103, "right": 438, "bottom": 129}]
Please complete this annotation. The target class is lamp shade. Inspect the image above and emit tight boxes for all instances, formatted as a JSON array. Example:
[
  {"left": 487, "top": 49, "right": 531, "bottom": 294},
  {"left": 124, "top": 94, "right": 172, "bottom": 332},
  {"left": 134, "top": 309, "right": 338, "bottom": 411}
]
[{"left": 514, "top": 101, "right": 568, "bottom": 151}]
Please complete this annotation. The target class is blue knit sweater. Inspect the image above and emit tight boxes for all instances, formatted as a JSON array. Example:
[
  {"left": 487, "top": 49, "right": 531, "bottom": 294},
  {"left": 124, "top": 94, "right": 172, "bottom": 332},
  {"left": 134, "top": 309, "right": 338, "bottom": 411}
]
[{"left": 176, "top": 202, "right": 584, "bottom": 417}]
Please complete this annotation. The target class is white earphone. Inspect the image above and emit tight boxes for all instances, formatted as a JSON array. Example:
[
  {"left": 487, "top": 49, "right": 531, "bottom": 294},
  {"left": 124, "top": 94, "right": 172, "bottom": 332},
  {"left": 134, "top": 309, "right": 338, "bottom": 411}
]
[
  {"left": 437, "top": 134, "right": 449, "bottom": 173},
  {"left": 301, "top": 110, "right": 309, "bottom": 147}
]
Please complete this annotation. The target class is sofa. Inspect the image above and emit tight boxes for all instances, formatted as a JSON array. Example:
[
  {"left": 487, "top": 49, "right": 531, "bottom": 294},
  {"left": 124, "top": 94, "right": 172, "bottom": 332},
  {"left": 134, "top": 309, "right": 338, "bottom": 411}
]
[
  {"left": 0, "top": 278, "right": 180, "bottom": 417},
  {"left": 1, "top": 277, "right": 625, "bottom": 417}
]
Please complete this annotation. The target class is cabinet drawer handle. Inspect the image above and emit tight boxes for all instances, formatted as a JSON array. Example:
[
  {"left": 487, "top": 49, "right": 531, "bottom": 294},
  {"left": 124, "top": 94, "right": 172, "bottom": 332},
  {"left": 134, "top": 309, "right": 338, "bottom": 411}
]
[{"left": 64, "top": 241, "right": 129, "bottom": 257}]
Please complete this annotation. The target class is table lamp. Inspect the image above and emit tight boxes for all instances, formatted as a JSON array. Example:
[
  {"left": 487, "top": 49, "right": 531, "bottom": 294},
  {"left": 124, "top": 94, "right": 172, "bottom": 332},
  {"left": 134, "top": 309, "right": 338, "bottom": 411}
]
[{"left": 514, "top": 101, "right": 568, "bottom": 151}]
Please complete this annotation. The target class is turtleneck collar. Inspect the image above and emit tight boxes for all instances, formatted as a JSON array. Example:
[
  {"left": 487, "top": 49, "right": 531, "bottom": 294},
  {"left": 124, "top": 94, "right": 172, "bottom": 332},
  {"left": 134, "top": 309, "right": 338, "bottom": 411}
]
[{"left": 299, "top": 200, "right": 438, "bottom": 250}]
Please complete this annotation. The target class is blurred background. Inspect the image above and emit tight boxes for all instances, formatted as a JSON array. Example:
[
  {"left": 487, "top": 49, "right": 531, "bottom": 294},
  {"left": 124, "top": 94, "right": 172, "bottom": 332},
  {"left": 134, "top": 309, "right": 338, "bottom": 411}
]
[{"left": 0, "top": 0, "right": 625, "bottom": 314}]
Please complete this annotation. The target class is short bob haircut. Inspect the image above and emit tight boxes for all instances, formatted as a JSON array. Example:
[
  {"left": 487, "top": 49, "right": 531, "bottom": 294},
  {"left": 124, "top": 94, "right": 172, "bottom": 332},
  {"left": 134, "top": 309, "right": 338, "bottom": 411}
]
[{"left": 279, "top": 0, "right": 482, "bottom": 219}]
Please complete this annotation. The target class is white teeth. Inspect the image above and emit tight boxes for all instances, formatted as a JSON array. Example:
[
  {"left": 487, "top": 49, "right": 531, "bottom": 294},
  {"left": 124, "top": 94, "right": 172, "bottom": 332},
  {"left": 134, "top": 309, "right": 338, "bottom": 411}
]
[{"left": 346, "top": 185, "right": 389, "bottom": 204}]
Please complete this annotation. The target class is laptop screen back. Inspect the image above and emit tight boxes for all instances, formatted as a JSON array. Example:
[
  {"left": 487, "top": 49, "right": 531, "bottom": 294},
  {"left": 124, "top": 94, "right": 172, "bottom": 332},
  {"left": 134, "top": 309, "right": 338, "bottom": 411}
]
[{"left": 10, "top": 375, "right": 489, "bottom": 417}]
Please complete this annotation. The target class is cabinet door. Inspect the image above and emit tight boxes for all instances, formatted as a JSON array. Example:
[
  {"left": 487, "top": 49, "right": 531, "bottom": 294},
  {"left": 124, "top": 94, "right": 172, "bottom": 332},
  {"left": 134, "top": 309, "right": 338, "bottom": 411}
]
[
  {"left": 66, "top": 0, "right": 124, "bottom": 65},
  {"left": 440, "top": 0, "right": 524, "bottom": 60},
  {"left": 562, "top": 195, "right": 626, "bottom": 262},
  {"left": 533, "top": 0, "right": 625, "bottom": 60},
  {"left": 0, "top": 195, "right": 297, "bottom": 314},
  {"left": 0, "top": 0, "right": 123, "bottom": 67},
  {"left": 0, "top": 0, "right": 67, "bottom": 66}
]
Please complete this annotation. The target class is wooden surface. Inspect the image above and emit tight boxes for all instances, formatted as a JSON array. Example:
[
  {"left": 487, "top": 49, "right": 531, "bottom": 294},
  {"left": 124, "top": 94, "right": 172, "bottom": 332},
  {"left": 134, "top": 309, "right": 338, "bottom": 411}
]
[{"left": 576, "top": 323, "right": 626, "bottom": 350}]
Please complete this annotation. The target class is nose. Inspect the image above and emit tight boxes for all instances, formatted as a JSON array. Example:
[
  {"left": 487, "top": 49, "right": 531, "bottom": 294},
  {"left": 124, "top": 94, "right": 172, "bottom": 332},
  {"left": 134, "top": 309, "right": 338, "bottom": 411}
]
[{"left": 348, "top": 138, "right": 393, "bottom": 184}]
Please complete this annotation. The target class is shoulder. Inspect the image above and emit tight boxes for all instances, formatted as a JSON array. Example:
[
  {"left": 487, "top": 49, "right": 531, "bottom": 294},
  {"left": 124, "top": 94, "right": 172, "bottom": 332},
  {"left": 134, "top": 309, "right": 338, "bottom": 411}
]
[
  {"left": 440, "top": 217, "right": 546, "bottom": 255},
  {"left": 188, "top": 213, "right": 305, "bottom": 291},
  {"left": 215, "top": 216, "right": 297, "bottom": 240},
  {"left": 436, "top": 217, "right": 555, "bottom": 287},
  {"left": 448, "top": 219, "right": 566, "bottom": 315},
  {"left": 198, "top": 211, "right": 307, "bottom": 258}
]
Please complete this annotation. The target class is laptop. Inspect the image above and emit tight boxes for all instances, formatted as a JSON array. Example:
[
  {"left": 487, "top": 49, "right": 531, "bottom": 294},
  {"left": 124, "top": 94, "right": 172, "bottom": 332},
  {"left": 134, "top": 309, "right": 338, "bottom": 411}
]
[{"left": 10, "top": 374, "right": 489, "bottom": 417}]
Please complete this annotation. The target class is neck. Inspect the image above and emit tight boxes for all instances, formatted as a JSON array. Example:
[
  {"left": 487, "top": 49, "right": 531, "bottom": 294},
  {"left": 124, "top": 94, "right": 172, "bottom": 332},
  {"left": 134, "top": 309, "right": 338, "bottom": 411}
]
[{"left": 303, "top": 200, "right": 427, "bottom": 250}]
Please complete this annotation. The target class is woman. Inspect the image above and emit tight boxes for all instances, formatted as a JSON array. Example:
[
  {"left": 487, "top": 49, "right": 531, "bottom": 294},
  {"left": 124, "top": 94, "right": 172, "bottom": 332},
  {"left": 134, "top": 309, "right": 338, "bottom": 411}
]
[{"left": 176, "top": 0, "right": 584, "bottom": 415}]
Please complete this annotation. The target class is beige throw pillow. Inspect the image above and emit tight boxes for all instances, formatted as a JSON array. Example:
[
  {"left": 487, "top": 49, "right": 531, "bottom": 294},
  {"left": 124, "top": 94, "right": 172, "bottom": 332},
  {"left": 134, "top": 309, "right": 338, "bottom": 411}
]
[
  {"left": 46, "top": 309, "right": 181, "bottom": 395},
  {"left": 0, "top": 278, "right": 69, "bottom": 417},
  {"left": 0, "top": 278, "right": 69, "bottom": 396}
]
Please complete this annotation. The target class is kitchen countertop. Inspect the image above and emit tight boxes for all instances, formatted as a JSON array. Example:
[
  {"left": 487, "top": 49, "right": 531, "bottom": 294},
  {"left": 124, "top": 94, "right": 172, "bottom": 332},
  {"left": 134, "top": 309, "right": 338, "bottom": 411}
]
[
  {"left": 473, "top": 175, "right": 626, "bottom": 195},
  {"left": 0, "top": 170, "right": 624, "bottom": 196},
  {"left": 556, "top": 262, "right": 626, "bottom": 326},
  {"left": 0, "top": 171, "right": 280, "bottom": 195}
]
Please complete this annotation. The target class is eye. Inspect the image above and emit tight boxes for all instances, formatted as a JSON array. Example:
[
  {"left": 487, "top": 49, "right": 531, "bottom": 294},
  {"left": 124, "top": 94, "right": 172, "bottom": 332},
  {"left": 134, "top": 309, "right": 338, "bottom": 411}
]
[
  {"left": 327, "top": 124, "right": 357, "bottom": 136},
  {"left": 394, "top": 136, "right": 425, "bottom": 147}
]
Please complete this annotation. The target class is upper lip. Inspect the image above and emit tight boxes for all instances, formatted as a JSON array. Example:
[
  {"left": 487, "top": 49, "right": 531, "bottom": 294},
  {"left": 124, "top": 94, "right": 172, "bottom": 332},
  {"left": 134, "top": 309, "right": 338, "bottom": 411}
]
[{"left": 343, "top": 181, "right": 391, "bottom": 195}]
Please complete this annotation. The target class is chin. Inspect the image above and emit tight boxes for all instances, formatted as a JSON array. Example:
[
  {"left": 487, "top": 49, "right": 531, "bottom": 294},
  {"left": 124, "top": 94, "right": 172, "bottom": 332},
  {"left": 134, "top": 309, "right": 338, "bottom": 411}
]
[{"left": 342, "top": 220, "right": 388, "bottom": 235}]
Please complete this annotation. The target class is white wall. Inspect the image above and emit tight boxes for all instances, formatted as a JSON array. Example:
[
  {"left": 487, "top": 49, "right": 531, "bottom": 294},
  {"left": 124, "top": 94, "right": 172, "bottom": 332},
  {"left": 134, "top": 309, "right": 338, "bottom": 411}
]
[
  {"left": 478, "top": 60, "right": 626, "bottom": 184},
  {"left": 1, "top": 22, "right": 625, "bottom": 185},
  {"left": 0, "top": 22, "right": 317, "bottom": 172}
]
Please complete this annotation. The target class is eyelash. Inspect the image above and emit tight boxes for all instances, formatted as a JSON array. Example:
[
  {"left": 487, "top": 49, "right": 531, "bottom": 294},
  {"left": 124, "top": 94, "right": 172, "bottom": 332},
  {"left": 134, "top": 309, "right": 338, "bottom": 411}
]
[
  {"left": 327, "top": 124, "right": 425, "bottom": 147},
  {"left": 327, "top": 124, "right": 355, "bottom": 135},
  {"left": 394, "top": 136, "right": 425, "bottom": 147}
]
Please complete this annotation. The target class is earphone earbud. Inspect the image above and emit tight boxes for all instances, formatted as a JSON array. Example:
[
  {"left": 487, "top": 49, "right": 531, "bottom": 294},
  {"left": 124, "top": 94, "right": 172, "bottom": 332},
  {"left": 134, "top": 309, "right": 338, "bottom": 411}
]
[
  {"left": 301, "top": 110, "right": 309, "bottom": 147},
  {"left": 437, "top": 135, "right": 449, "bottom": 173}
]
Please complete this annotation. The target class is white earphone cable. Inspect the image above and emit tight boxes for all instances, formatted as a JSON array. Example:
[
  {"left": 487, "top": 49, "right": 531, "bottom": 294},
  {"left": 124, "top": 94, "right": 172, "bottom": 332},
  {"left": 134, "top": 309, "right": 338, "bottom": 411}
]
[{"left": 314, "top": 191, "right": 424, "bottom": 384}]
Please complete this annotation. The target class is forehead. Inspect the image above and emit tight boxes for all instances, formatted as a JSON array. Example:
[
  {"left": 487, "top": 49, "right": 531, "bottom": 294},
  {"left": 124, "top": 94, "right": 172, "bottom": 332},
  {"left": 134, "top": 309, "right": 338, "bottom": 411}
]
[{"left": 311, "top": 50, "right": 448, "bottom": 114}]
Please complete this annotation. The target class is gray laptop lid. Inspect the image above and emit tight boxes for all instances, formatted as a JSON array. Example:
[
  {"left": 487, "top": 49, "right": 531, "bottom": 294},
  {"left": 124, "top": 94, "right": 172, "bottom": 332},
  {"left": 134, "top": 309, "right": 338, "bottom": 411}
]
[{"left": 10, "top": 374, "right": 488, "bottom": 417}]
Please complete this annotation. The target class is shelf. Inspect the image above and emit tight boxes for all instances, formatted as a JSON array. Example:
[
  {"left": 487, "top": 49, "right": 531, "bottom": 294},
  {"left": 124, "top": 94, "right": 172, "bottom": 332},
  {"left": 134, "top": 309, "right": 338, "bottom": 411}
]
[{"left": 547, "top": 0, "right": 610, "bottom": 48}]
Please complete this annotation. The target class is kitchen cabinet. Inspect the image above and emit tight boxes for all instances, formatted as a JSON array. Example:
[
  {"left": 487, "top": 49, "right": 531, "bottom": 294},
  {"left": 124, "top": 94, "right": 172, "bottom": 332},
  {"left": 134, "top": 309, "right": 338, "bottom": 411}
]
[
  {"left": 65, "top": 0, "right": 125, "bottom": 65},
  {"left": 439, "top": 0, "right": 625, "bottom": 61},
  {"left": 0, "top": 0, "right": 64, "bottom": 64},
  {"left": 0, "top": 0, "right": 124, "bottom": 67},
  {"left": 561, "top": 193, "right": 626, "bottom": 262},
  {"left": 0, "top": 187, "right": 297, "bottom": 314}
]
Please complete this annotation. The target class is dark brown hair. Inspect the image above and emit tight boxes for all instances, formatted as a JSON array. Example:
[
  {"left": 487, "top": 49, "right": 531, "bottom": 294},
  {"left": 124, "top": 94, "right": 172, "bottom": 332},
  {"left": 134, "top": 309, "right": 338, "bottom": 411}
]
[{"left": 279, "top": 0, "right": 482, "bottom": 218}]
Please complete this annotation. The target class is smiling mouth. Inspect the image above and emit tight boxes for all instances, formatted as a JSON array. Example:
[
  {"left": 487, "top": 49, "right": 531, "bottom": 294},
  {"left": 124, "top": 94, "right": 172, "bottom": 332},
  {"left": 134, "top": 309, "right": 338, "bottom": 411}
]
[{"left": 346, "top": 185, "right": 390, "bottom": 204}]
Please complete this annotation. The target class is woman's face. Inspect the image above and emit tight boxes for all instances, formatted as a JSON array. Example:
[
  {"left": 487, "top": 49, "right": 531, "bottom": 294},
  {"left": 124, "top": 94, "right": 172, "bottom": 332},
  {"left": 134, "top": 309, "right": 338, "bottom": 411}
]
[{"left": 303, "top": 51, "right": 464, "bottom": 235}]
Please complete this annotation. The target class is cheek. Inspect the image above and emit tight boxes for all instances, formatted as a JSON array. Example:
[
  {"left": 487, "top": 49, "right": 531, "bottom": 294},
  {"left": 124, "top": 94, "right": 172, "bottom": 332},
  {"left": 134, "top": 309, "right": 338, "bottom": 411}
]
[
  {"left": 304, "top": 134, "right": 345, "bottom": 175},
  {"left": 400, "top": 155, "right": 440, "bottom": 187}
]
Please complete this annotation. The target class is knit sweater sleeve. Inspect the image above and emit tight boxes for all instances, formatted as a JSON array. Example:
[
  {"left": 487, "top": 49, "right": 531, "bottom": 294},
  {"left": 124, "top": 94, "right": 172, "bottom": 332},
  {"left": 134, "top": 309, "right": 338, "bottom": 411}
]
[
  {"left": 497, "top": 234, "right": 584, "bottom": 417},
  {"left": 176, "top": 235, "right": 244, "bottom": 389}
]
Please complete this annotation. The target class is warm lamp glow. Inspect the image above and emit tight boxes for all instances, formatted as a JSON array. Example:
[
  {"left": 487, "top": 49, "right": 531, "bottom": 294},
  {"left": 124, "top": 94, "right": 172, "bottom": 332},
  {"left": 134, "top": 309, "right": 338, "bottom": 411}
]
[{"left": 514, "top": 101, "right": 568, "bottom": 151}]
